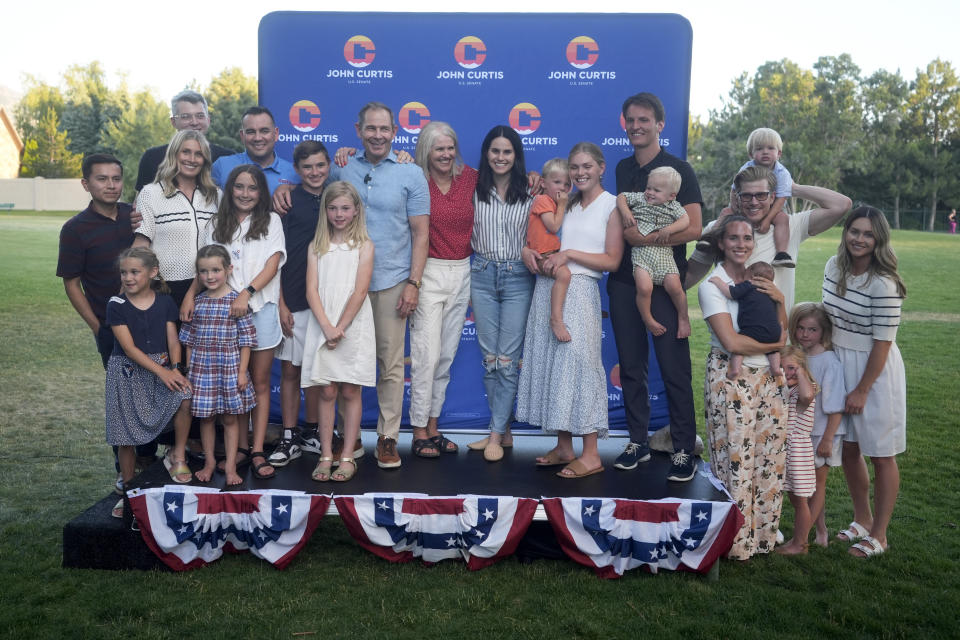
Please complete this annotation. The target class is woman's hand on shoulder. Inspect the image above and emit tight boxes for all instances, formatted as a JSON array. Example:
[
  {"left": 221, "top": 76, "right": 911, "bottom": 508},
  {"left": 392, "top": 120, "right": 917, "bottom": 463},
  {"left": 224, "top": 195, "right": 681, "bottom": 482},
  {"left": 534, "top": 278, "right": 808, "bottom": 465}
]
[{"left": 751, "top": 277, "right": 784, "bottom": 306}]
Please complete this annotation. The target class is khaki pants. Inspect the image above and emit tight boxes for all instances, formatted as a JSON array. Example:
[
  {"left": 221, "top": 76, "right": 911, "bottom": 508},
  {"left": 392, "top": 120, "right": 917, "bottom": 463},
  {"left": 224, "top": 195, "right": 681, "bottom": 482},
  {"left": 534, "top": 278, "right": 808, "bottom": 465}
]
[{"left": 368, "top": 281, "right": 408, "bottom": 440}]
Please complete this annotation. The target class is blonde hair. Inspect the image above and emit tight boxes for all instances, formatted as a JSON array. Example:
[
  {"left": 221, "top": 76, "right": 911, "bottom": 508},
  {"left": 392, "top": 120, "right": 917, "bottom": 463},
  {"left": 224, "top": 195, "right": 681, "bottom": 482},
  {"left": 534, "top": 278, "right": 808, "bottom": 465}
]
[
  {"left": 541, "top": 157, "right": 568, "bottom": 180},
  {"left": 648, "top": 166, "right": 681, "bottom": 194},
  {"left": 156, "top": 130, "right": 218, "bottom": 200},
  {"left": 415, "top": 121, "right": 463, "bottom": 179},
  {"left": 780, "top": 344, "right": 818, "bottom": 389},
  {"left": 835, "top": 206, "right": 907, "bottom": 297},
  {"left": 746, "top": 127, "right": 783, "bottom": 155},
  {"left": 566, "top": 142, "right": 605, "bottom": 210},
  {"left": 312, "top": 181, "right": 370, "bottom": 256},
  {"left": 788, "top": 302, "right": 833, "bottom": 350},
  {"left": 117, "top": 246, "right": 170, "bottom": 295}
]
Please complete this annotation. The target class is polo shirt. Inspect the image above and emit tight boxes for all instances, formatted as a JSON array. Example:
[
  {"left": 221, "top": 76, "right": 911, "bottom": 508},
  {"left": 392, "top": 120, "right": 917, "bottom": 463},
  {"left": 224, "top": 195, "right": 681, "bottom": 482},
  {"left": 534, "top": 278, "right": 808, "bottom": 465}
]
[
  {"left": 135, "top": 142, "right": 235, "bottom": 193},
  {"left": 332, "top": 149, "right": 430, "bottom": 291},
  {"left": 56, "top": 202, "right": 135, "bottom": 324},
  {"left": 612, "top": 148, "right": 703, "bottom": 285},
  {"left": 211, "top": 150, "right": 300, "bottom": 195},
  {"left": 280, "top": 185, "right": 323, "bottom": 313}
]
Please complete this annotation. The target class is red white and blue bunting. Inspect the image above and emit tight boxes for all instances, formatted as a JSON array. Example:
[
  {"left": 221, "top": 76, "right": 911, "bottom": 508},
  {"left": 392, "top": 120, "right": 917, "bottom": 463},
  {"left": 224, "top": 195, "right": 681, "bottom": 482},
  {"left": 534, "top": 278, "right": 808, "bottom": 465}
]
[
  {"left": 335, "top": 494, "right": 538, "bottom": 569},
  {"left": 542, "top": 497, "right": 743, "bottom": 578},
  {"left": 128, "top": 487, "right": 330, "bottom": 571}
]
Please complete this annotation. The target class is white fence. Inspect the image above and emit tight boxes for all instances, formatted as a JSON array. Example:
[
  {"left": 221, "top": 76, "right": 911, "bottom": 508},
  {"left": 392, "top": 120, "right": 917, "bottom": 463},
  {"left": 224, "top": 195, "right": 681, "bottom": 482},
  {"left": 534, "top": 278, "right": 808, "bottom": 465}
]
[{"left": 0, "top": 177, "right": 88, "bottom": 211}]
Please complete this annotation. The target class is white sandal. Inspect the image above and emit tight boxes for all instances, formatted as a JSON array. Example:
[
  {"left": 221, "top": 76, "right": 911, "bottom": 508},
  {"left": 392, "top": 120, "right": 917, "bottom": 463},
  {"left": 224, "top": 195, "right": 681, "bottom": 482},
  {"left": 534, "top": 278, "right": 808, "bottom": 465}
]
[
  {"left": 850, "top": 535, "right": 886, "bottom": 558},
  {"left": 836, "top": 521, "right": 869, "bottom": 542}
]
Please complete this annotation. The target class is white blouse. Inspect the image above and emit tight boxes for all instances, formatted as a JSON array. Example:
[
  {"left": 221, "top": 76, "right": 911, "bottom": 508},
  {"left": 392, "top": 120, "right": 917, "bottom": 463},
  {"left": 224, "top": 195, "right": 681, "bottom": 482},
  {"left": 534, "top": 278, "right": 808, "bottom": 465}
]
[
  {"left": 560, "top": 191, "right": 616, "bottom": 279},
  {"left": 203, "top": 213, "right": 286, "bottom": 312}
]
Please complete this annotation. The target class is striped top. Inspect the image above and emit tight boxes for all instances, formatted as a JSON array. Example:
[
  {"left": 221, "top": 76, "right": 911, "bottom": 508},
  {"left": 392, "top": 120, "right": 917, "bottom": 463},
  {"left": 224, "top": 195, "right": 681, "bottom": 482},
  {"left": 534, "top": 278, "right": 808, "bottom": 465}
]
[
  {"left": 784, "top": 385, "right": 817, "bottom": 496},
  {"left": 471, "top": 187, "right": 532, "bottom": 261},
  {"left": 822, "top": 255, "right": 903, "bottom": 351},
  {"left": 135, "top": 183, "right": 220, "bottom": 281}
]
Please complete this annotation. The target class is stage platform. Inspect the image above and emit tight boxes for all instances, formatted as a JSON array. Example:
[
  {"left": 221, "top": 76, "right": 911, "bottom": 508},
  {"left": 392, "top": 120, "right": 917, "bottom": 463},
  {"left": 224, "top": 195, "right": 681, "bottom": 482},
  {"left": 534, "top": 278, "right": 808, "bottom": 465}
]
[{"left": 63, "top": 431, "right": 727, "bottom": 574}]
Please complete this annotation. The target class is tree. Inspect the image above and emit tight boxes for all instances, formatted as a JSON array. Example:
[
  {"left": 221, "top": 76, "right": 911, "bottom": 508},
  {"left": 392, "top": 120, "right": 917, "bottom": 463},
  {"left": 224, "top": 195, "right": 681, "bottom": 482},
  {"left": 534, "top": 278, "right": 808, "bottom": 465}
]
[
  {"left": 14, "top": 77, "right": 64, "bottom": 143},
  {"left": 204, "top": 67, "right": 257, "bottom": 152},
  {"left": 101, "top": 89, "right": 171, "bottom": 199},
  {"left": 909, "top": 59, "right": 960, "bottom": 230},
  {"left": 60, "top": 62, "right": 128, "bottom": 156},
  {"left": 19, "top": 107, "right": 81, "bottom": 178}
]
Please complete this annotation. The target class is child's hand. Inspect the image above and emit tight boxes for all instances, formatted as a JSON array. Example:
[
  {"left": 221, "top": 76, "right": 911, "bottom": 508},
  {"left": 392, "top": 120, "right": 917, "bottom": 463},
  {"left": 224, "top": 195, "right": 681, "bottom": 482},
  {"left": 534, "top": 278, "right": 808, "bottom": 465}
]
[
  {"left": 556, "top": 190, "right": 568, "bottom": 210},
  {"left": 322, "top": 324, "right": 345, "bottom": 345},
  {"left": 816, "top": 438, "right": 833, "bottom": 459},
  {"left": 180, "top": 297, "right": 195, "bottom": 323},
  {"left": 238, "top": 370, "right": 249, "bottom": 389},
  {"left": 844, "top": 388, "right": 868, "bottom": 415},
  {"left": 656, "top": 228, "right": 672, "bottom": 244},
  {"left": 718, "top": 207, "right": 733, "bottom": 219},
  {"left": 159, "top": 368, "right": 190, "bottom": 393}
]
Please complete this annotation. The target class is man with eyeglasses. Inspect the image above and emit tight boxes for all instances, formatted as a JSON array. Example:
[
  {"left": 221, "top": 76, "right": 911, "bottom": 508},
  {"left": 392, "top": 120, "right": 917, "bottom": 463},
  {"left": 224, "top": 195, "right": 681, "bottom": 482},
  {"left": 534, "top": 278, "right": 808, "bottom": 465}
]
[
  {"left": 685, "top": 165, "right": 851, "bottom": 310},
  {"left": 135, "top": 90, "right": 234, "bottom": 193},
  {"left": 211, "top": 106, "right": 300, "bottom": 194}
]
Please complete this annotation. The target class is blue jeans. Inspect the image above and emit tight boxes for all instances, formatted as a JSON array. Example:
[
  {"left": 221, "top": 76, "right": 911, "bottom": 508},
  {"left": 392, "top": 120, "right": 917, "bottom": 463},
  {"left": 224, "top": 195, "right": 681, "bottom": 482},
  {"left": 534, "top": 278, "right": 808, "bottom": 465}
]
[{"left": 470, "top": 257, "right": 534, "bottom": 434}]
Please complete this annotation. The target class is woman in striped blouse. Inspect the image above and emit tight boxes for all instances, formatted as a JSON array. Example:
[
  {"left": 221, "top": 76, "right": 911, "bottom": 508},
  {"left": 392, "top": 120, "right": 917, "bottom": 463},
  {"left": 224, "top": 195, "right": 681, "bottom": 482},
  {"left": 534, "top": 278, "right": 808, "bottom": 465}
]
[
  {"left": 822, "top": 206, "right": 906, "bottom": 558},
  {"left": 466, "top": 126, "right": 535, "bottom": 462}
]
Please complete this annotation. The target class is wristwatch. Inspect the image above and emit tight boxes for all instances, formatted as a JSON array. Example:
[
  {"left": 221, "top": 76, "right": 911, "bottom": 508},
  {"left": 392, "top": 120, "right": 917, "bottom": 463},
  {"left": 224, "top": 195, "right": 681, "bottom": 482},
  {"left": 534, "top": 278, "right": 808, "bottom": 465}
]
[
  {"left": 246, "top": 284, "right": 257, "bottom": 295},
  {"left": 407, "top": 278, "right": 422, "bottom": 289}
]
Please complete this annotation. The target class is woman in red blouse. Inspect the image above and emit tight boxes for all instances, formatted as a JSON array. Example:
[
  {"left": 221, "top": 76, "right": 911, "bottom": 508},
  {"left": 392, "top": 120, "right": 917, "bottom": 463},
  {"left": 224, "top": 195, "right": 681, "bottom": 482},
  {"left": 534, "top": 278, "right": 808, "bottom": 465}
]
[{"left": 408, "top": 121, "right": 478, "bottom": 458}]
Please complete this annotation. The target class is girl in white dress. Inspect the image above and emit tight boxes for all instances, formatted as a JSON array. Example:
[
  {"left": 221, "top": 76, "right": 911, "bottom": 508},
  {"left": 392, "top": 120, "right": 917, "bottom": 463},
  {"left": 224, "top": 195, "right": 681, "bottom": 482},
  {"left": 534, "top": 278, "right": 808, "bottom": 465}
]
[
  {"left": 821, "top": 206, "right": 906, "bottom": 558},
  {"left": 302, "top": 181, "right": 375, "bottom": 482}
]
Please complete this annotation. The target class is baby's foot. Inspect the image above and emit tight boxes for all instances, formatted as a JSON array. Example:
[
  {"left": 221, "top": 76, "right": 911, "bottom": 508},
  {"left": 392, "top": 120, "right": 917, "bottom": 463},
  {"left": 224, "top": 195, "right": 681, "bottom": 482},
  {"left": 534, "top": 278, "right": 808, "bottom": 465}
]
[
  {"left": 677, "top": 317, "right": 691, "bottom": 339},
  {"left": 550, "top": 318, "right": 571, "bottom": 342},
  {"left": 726, "top": 367, "right": 741, "bottom": 381},
  {"left": 641, "top": 314, "right": 666, "bottom": 337},
  {"left": 195, "top": 464, "right": 216, "bottom": 483}
]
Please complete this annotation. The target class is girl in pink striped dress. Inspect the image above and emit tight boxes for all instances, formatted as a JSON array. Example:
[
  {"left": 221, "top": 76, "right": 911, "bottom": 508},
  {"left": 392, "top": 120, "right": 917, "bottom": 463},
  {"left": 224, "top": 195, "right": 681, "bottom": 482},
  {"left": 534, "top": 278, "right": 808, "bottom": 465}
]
[{"left": 777, "top": 345, "right": 818, "bottom": 555}]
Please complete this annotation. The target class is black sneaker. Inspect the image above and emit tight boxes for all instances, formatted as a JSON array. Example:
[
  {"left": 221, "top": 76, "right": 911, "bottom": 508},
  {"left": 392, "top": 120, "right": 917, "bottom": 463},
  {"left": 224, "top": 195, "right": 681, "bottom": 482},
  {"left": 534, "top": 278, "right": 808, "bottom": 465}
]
[
  {"left": 666, "top": 450, "right": 697, "bottom": 482},
  {"left": 771, "top": 252, "right": 796, "bottom": 268},
  {"left": 299, "top": 430, "right": 322, "bottom": 455},
  {"left": 268, "top": 437, "right": 301, "bottom": 467},
  {"left": 613, "top": 442, "right": 651, "bottom": 470},
  {"left": 695, "top": 239, "right": 713, "bottom": 253}
]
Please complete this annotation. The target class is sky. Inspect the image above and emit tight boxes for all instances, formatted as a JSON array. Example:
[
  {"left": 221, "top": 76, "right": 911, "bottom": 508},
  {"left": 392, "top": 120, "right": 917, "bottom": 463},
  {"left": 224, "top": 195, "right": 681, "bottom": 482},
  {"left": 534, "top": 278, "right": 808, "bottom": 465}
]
[{"left": 2, "top": 0, "right": 957, "bottom": 120}]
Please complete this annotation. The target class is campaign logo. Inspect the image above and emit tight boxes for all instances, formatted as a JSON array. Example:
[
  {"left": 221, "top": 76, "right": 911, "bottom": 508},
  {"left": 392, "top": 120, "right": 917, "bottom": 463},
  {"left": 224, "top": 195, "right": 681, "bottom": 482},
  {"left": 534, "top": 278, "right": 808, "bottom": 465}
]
[
  {"left": 566, "top": 36, "right": 599, "bottom": 69},
  {"left": 454, "top": 36, "right": 487, "bottom": 69},
  {"left": 398, "top": 102, "right": 431, "bottom": 134},
  {"left": 609, "top": 364, "right": 622, "bottom": 390},
  {"left": 509, "top": 103, "right": 542, "bottom": 135},
  {"left": 288, "top": 100, "right": 321, "bottom": 133},
  {"left": 344, "top": 35, "right": 376, "bottom": 68}
]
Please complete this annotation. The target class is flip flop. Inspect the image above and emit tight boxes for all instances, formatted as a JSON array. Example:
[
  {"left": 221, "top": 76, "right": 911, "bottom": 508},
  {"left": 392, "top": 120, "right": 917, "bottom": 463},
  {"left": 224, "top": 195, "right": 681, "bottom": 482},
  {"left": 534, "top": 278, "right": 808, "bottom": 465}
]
[
  {"left": 850, "top": 535, "right": 886, "bottom": 558},
  {"left": 535, "top": 450, "right": 575, "bottom": 467},
  {"left": 557, "top": 459, "right": 604, "bottom": 479},
  {"left": 836, "top": 521, "right": 869, "bottom": 542}
]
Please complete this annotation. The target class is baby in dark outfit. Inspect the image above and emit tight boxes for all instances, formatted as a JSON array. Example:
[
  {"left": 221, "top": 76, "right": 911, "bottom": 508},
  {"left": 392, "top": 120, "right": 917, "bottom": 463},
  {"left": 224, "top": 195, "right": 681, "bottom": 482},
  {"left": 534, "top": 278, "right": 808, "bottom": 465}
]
[{"left": 708, "top": 261, "right": 781, "bottom": 380}]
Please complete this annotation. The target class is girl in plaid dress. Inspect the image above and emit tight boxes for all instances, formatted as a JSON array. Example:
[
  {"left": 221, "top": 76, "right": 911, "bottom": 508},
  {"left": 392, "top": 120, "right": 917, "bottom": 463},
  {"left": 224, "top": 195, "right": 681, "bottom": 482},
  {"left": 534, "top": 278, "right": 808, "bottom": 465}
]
[{"left": 179, "top": 245, "right": 256, "bottom": 486}]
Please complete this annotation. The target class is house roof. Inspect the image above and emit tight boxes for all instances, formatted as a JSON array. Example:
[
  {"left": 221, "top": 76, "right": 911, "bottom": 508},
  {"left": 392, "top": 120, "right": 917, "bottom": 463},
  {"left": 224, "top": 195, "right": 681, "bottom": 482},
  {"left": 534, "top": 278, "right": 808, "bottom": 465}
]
[{"left": 0, "top": 107, "right": 24, "bottom": 153}]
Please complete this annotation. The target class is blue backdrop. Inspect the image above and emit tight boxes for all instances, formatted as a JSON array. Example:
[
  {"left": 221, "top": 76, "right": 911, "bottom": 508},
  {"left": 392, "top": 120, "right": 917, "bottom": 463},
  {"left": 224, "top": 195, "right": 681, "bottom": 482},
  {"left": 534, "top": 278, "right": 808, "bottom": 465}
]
[{"left": 257, "top": 11, "right": 693, "bottom": 433}]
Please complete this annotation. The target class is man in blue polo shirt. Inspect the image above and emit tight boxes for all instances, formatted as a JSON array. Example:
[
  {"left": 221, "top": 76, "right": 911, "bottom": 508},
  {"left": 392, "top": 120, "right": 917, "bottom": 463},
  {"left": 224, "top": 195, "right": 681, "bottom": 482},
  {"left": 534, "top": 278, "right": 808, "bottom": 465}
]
[{"left": 211, "top": 106, "right": 300, "bottom": 194}]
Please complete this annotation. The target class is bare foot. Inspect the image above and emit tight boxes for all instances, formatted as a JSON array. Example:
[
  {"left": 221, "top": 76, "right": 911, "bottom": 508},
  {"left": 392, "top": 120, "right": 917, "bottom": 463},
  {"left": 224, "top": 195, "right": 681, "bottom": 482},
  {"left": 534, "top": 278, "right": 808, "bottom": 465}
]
[
  {"left": 225, "top": 471, "right": 243, "bottom": 486},
  {"left": 815, "top": 529, "right": 829, "bottom": 547},
  {"left": 550, "top": 318, "right": 572, "bottom": 342},
  {"left": 641, "top": 314, "right": 666, "bottom": 336},
  {"left": 535, "top": 446, "right": 575, "bottom": 466},
  {"left": 677, "top": 317, "right": 691, "bottom": 339},
  {"left": 775, "top": 541, "right": 809, "bottom": 555},
  {"left": 195, "top": 464, "right": 216, "bottom": 483}
]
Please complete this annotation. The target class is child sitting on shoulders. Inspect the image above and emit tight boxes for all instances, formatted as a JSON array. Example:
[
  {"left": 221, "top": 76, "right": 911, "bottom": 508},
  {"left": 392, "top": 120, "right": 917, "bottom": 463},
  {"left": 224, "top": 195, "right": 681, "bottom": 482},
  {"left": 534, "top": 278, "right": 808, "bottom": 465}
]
[
  {"left": 700, "top": 127, "right": 795, "bottom": 268},
  {"left": 527, "top": 158, "right": 573, "bottom": 342},
  {"left": 616, "top": 166, "right": 691, "bottom": 338},
  {"left": 708, "top": 260, "right": 782, "bottom": 379}
]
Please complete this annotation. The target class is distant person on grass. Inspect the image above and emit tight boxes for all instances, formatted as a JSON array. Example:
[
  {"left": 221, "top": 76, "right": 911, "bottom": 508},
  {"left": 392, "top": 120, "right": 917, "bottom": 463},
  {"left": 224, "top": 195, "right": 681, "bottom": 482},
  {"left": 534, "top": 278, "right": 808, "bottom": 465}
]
[
  {"left": 56, "top": 153, "right": 151, "bottom": 511},
  {"left": 135, "top": 90, "right": 234, "bottom": 194}
]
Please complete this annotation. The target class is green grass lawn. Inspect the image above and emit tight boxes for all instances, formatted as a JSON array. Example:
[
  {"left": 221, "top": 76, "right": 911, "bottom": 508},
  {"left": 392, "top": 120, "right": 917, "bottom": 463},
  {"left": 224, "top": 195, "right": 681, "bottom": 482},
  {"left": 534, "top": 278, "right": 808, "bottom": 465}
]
[{"left": 1, "top": 212, "right": 959, "bottom": 639}]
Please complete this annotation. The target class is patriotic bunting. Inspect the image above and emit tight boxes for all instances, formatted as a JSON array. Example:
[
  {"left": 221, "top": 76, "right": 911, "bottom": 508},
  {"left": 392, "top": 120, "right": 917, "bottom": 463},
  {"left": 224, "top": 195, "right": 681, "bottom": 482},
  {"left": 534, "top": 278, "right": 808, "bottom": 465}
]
[
  {"left": 128, "top": 486, "right": 331, "bottom": 571},
  {"left": 334, "top": 494, "right": 538, "bottom": 569},
  {"left": 542, "top": 497, "right": 743, "bottom": 578}
]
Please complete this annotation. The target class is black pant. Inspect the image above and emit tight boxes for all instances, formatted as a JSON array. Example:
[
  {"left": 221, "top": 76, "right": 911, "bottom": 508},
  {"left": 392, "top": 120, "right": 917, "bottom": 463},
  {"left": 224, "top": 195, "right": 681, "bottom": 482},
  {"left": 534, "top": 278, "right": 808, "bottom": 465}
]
[{"left": 606, "top": 277, "right": 696, "bottom": 452}]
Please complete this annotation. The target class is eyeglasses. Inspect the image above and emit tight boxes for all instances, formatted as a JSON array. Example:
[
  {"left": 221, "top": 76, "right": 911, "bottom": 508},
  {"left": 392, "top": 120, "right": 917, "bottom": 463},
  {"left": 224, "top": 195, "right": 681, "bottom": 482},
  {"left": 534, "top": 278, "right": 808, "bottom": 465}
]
[
  {"left": 172, "top": 113, "right": 208, "bottom": 123},
  {"left": 738, "top": 191, "right": 771, "bottom": 202}
]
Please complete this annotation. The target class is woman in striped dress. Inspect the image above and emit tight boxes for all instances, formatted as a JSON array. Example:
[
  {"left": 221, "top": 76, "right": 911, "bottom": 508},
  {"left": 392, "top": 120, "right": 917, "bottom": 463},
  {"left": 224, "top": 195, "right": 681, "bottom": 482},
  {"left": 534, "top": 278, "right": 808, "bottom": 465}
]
[{"left": 822, "top": 206, "right": 906, "bottom": 558}]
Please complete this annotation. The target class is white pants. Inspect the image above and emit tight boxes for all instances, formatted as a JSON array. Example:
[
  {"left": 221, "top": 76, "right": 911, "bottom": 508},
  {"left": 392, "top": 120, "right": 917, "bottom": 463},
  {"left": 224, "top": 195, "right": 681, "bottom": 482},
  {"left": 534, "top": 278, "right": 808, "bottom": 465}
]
[{"left": 408, "top": 257, "right": 471, "bottom": 427}]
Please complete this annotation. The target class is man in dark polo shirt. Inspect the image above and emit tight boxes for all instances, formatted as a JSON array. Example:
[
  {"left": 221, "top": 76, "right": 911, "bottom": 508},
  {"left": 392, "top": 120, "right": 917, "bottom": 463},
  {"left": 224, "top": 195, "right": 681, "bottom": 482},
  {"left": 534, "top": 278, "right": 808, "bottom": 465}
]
[
  {"left": 608, "top": 92, "right": 703, "bottom": 482},
  {"left": 57, "top": 153, "right": 155, "bottom": 498},
  {"left": 135, "top": 90, "right": 233, "bottom": 193}
]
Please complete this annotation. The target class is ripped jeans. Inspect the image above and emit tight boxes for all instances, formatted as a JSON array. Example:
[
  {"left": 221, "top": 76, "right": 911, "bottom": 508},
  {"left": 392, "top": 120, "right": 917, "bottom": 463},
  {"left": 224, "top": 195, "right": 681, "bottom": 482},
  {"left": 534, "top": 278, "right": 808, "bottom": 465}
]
[{"left": 470, "top": 256, "right": 535, "bottom": 434}]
